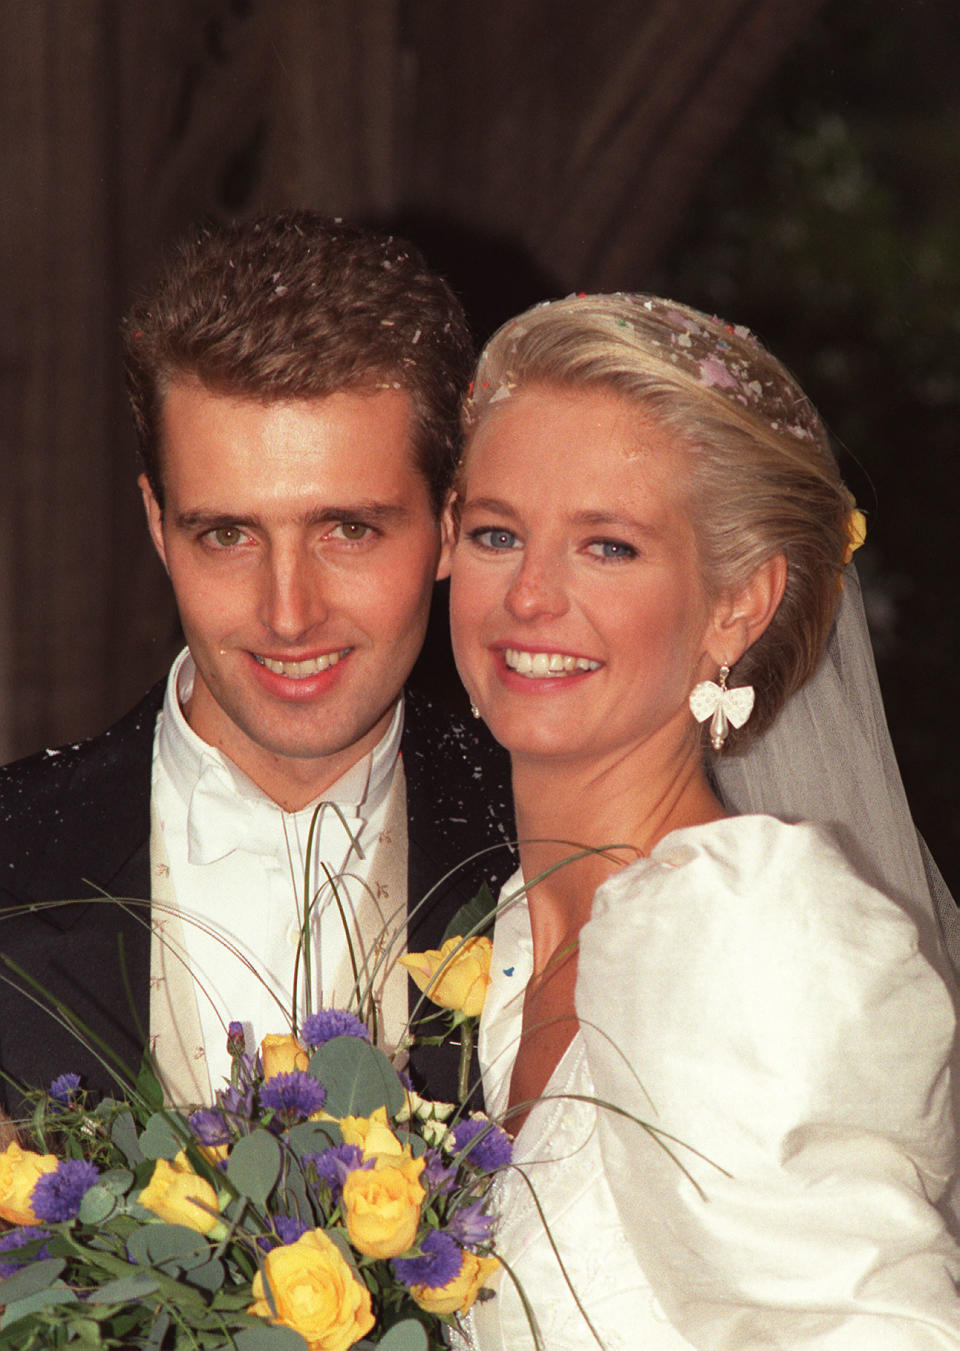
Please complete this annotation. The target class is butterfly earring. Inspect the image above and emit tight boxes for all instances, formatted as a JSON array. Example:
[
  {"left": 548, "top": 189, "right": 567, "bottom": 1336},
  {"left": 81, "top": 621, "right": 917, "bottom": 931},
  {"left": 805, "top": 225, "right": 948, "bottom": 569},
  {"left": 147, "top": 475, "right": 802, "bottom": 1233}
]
[{"left": 688, "top": 665, "right": 754, "bottom": 751}]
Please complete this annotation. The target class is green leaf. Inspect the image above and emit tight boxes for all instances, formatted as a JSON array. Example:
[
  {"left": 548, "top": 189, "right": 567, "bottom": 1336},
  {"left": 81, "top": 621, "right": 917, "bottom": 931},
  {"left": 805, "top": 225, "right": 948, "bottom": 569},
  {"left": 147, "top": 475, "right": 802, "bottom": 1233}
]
[
  {"left": 442, "top": 881, "right": 498, "bottom": 944},
  {"left": 144, "top": 1309, "right": 171, "bottom": 1348},
  {"left": 287, "top": 1119, "right": 343, "bottom": 1156},
  {"left": 0, "top": 1283, "right": 79, "bottom": 1330},
  {"left": 0, "top": 1256, "right": 65, "bottom": 1304},
  {"left": 126, "top": 1222, "right": 210, "bottom": 1270},
  {"left": 225, "top": 1327, "right": 310, "bottom": 1349},
  {"left": 139, "top": 1110, "right": 188, "bottom": 1160},
  {"left": 279, "top": 1153, "right": 312, "bottom": 1223},
  {"left": 226, "top": 1129, "right": 283, "bottom": 1206},
  {"left": 86, "top": 1271, "right": 159, "bottom": 1304},
  {"left": 136, "top": 1048, "right": 165, "bottom": 1113},
  {"left": 309, "top": 1037, "right": 405, "bottom": 1117},
  {"left": 78, "top": 1182, "right": 119, "bottom": 1224},
  {"left": 378, "top": 1321, "right": 431, "bottom": 1351},
  {"left": 99, "top": 1166, "right": 136, "bottom": 1195},
  {"left": 110, "top": 1108, "right": 145, "bottom": 1166},
  {"left": 184, "top": 1256, "right": 225, "bottom": 1293}
]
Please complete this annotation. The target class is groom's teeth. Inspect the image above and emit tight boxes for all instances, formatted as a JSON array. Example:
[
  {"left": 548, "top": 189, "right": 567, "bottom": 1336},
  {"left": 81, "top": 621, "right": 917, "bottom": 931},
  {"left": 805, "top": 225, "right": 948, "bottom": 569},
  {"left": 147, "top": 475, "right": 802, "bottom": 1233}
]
[
  {"left": 257, "top": 651, "right": 346, "bottom": 677},
  {"left": 504, "top": 648, "right": 600, "bottom": 678}
]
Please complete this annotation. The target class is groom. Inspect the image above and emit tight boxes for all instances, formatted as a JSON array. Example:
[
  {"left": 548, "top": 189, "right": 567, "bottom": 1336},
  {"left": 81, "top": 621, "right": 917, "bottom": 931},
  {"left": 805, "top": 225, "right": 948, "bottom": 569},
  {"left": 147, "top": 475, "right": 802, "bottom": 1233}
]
[{"left": 0, "top": 212, "right": 513, "bottom": 1112}]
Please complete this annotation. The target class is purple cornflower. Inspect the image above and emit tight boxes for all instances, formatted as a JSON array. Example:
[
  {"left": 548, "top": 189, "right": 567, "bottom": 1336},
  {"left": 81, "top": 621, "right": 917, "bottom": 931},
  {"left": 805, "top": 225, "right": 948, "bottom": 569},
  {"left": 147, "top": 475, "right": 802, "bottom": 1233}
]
[
  {"left": 452, "top": 1117, "right": 512, "bottom": 1172},
  {"left": 299, "top": 1009, "right": 370, "bottom": 1049},
  {"left": 260, "top": 1071, "right": 327, "bottom": 1122},
  {"left": 216, "top": 1080, "right": 255, "bottom": 1126},
  {"left": 226, "top": 1022, "right": 246, "bottom": 1059},
  {"left": 188, "top": 1109, "right": 232, "bottom": 1147},
  {"left": 393, "top": 1230, "right": 463, "bottom": 1290},
  {"left": 30, "top": 1159, "right": 100, "bottom": 1222},
  {"left": 0, "top": 1228, "right": 51, "bottom": 1278},
  {"left": 306, "top": 1144, "right": 369, "bottom": 1200},
  {"left": 274, "top": 1214, "right": 309, "bottom": 1246},
  {"left": 421, "top": 1148, "right": 457, "bottom": 1196},
  {"left": 48, "top": 1073, "right": 82, "bottom": 1107},
  {"left": 446, "top": 1199, "right": 494, "bottom": 1247}
]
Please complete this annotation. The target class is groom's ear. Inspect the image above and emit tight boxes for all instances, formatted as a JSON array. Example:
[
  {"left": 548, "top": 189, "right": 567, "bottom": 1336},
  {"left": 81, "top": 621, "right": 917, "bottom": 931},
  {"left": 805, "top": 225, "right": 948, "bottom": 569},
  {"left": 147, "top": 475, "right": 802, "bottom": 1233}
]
[
  {"left": 706, "top": 553, "right": 786, "bottom": 667},
  {"left": 436, "top": 491, "right": 458, "bottom": 582}
]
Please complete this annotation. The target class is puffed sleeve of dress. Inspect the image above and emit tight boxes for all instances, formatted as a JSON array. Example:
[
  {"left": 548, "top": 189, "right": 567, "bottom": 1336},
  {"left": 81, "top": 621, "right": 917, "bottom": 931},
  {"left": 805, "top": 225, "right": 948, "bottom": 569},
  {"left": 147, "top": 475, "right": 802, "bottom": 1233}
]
[{"left": 576, "top": 815, "right": 960, "bottom": 1348}]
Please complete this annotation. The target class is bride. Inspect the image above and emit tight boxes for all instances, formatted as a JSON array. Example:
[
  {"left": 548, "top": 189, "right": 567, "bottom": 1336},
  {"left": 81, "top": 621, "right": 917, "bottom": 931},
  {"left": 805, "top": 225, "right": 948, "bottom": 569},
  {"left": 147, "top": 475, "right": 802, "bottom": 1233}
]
[{"left": 444, "top": 294, "right": 960, "bottom": 1348}]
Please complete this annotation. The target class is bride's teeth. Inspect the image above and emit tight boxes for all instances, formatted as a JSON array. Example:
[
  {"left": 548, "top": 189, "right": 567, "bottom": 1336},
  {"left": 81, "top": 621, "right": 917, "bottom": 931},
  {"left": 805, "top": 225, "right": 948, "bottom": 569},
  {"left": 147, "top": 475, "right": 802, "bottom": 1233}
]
[
  {"left": 504, "top": 648, "right": 600, "bottom": 677},
  {"left": 259, "top": 651, "right": 345, "bottom": 677}
]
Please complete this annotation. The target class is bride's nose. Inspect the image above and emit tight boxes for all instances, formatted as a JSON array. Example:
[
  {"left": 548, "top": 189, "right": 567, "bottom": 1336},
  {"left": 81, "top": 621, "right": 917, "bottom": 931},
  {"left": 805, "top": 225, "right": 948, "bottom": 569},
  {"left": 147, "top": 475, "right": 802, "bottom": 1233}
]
[{"left": 504, "top": 551, "right": 570, "bottom": 621}]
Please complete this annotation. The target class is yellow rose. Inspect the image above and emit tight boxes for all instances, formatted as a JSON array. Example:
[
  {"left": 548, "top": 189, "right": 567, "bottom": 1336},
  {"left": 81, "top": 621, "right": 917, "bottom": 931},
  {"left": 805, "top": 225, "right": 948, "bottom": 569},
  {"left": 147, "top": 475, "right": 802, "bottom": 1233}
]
[
  {"left": 0, "top": 1140, "right": 58, "bottom": 1226},
  {"left": 400, "top": 936, "right": 492, "bottom": 1017},
  {"left": 412, "top": 1250, "right": 501, "bottom": 1315},
  {"left": 843, "top": 507, "right": 867, "bottom": 565},
  {"left": 339, "top": 1106, "right": 403, "bottom": 1160},
  {"left": 249, "top": 1227, "right": 374, "bottom": 1351},
  {"left": 342, "top": 1154, "right": 425, "bottom": 1259},
  {"left": 139, "top": 1151, "right": 223, "bottom": 1235},
  {"left": 261, "top": 1032, "right": 309, "bottom": 1078}
]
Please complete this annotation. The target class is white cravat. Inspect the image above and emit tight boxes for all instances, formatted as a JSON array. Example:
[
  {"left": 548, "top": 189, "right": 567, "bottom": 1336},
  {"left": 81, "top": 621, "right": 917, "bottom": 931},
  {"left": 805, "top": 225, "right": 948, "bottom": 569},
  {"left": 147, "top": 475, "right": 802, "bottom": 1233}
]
[{"left": 150, "top": 648, "right": 404, "bottom": 1094}]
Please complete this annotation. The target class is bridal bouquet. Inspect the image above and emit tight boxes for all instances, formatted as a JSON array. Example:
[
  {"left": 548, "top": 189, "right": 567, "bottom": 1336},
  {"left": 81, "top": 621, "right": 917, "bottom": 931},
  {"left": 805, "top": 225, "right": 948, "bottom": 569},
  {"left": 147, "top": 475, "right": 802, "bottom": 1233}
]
[{"left": 0, "top": 987, "right": 507, "bottom": 1350}]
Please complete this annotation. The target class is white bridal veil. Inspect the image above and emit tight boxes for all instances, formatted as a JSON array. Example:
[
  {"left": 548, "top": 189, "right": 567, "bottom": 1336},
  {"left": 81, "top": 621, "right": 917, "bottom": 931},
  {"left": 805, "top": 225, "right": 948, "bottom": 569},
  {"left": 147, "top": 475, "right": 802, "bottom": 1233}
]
[{"left": 714, "top": 564, "right": 960, "bottom": 983}]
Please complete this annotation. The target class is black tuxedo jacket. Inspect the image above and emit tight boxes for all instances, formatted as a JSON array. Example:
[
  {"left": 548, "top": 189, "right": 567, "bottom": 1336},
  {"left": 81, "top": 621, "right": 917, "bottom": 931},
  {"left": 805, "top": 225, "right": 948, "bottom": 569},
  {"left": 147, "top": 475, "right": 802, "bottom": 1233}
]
[{"left": 0, "top": 683, "right": 515, "bottom": 1112}]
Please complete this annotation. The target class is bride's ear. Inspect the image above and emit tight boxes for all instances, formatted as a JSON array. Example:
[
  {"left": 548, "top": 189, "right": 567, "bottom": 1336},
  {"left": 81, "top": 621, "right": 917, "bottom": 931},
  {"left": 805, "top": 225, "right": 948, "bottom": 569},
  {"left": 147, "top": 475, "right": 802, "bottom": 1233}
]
[{"left": 706, "top": 553, "right": 786, "bottom": 667}]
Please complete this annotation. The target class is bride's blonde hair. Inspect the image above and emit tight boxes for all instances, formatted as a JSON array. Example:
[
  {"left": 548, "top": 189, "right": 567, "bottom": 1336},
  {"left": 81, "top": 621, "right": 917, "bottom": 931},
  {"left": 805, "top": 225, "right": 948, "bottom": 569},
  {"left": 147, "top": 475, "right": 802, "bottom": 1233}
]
[{"left": 461, "top": 293, "right": 850, "bottom": 749}]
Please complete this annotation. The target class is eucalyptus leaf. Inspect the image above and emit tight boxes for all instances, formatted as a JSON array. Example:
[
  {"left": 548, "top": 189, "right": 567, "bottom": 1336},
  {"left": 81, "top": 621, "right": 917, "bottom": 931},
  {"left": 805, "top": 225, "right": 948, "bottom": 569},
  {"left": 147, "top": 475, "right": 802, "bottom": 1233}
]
[
  {"left": 99, "top": 1166, "right": 136, "bottom": 1195},
  {"left": 227, "top": 1129, "right": 283, "bottom": 1206},
  {"left": 219, "top": 1326, "right": 309, "bottom": 1349},
  {"left": 78, "top": 1182, "right": 119, "bottom": 1224},
  {"left": 87, "top": 1271, "right": 159, "bottom": 1304},
  {"left": 139, "top": 1110, "right": 188, "bottom": 1160},
  {"left": 0, "top": 1256, "right": 66, "bottom": 1304},
  {"left": 378, "top": 1320, "right": 431, "bottom": 1351},
  {"left": 184, "top": 1256, "right": 226, "bottom": 1292},
  {"left": 309, "top": 1037, "right": 404, "bottom": 1117},
  {"left": 0, "top": 1282, "right": 79, "bottom": 1329},
  {"left": 287, "top": 1119, "right": 343, "bottom": 1156},
  {"left": 110, "top": 1109, "right": 144, "bottom": 1166},
  {"left": 126, "top": 1222, "right": 209, "bottom": 1269}
]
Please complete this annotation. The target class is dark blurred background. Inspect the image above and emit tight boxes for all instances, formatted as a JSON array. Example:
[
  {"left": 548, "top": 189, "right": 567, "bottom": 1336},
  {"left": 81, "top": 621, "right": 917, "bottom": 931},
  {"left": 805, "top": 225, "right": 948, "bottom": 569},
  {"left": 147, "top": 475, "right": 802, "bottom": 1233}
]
[{"left": 2, "top": 0, "right": 957, "bottom": 888}]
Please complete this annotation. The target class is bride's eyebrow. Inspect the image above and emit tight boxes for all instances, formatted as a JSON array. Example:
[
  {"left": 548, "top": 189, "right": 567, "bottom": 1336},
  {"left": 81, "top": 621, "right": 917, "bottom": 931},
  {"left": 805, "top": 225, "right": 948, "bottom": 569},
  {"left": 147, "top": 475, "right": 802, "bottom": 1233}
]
[
  {"left": 460, "top": 496, "right": 518, "bottom": 518},
  {"left": 571, "top": 509, "right": 663, "bottom": 539}
]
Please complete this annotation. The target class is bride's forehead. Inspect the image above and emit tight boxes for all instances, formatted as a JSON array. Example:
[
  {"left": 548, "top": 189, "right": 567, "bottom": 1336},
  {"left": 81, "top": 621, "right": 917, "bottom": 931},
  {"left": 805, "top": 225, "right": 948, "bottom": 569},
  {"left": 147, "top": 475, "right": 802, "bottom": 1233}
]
[{"left": 463, "top": 389, "right": 694, "bottom": 501}]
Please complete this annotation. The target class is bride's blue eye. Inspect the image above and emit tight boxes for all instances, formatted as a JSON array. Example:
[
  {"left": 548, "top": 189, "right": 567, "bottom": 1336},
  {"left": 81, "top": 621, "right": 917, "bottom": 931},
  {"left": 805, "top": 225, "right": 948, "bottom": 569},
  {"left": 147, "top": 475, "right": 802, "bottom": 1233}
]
[
  {"left": 469, "top": 527, "right": 520, "bottom": 551},
  {"left": 586, "top": 538, "right": 637, "bottom": 561}
]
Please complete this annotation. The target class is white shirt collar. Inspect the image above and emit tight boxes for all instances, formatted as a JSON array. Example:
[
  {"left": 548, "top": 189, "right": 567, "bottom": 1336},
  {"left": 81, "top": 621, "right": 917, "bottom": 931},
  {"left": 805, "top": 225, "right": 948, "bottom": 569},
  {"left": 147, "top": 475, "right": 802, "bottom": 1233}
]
[{"left": 157, "top": 647, "right": 403, "bottom": 832}]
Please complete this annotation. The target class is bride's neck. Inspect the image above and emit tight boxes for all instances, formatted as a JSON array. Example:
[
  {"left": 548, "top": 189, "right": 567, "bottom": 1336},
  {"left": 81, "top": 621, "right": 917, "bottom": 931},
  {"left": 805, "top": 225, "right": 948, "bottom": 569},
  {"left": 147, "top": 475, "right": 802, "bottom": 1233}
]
[{"left": 511, "top": 731, "right": 723, "bottom": 956}]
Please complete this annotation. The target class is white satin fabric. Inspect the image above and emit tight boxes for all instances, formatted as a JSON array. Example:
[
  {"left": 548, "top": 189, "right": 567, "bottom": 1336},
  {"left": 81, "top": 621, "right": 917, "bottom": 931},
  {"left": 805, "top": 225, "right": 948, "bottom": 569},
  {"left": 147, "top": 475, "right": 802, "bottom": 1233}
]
[{"left": 454, "top": 816, "right": 960, "bottom": 1350}]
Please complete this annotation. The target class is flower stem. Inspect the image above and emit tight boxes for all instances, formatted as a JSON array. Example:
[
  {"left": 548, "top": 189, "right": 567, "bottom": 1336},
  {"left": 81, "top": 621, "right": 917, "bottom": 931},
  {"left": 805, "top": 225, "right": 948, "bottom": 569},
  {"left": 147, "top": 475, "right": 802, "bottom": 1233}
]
[{"left": 458, "top": 1018, "right": 475, "bottom": 1104}]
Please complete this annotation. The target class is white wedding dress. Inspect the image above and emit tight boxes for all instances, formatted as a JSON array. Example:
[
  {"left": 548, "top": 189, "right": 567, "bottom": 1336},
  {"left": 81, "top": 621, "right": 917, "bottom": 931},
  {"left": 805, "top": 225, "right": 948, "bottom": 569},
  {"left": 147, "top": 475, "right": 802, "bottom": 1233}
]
[{"left": 452, "top": 815, "right": 960, "bottom": 1350}]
